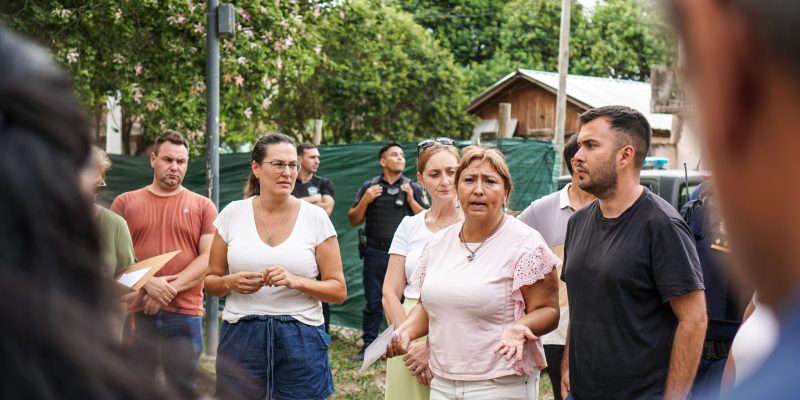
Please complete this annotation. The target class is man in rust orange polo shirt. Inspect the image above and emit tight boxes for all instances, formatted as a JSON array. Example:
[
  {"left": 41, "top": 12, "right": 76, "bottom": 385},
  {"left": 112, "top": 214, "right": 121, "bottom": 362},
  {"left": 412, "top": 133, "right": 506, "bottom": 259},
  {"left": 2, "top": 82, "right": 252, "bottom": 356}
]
[{"left": 112, "top": 131, "right": 217, "bottom": 398}]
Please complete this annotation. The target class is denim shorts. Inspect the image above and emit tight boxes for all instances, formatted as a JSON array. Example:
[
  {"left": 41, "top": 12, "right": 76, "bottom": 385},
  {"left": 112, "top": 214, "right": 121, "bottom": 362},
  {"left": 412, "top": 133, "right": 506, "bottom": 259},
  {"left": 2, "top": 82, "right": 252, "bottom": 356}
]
[{"left": 215, "top": 315, "right": 334, "bottom": 400}]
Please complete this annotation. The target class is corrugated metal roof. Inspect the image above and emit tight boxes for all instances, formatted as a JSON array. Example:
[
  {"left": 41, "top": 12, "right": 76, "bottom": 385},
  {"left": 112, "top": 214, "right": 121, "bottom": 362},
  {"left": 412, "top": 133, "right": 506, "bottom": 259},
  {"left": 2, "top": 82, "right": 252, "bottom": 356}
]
[{"left": 468, "top": 69, "right": 673, "bottom": 131}]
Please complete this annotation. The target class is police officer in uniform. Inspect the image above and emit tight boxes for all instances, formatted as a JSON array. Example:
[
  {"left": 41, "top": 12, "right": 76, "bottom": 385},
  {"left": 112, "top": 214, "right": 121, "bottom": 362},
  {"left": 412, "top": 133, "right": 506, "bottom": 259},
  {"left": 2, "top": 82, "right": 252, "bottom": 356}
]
[
  {"left": 348, "top": 142, "right": 426, "bottom": 360},
  {"left": 292, "top": 143, "right": 337, "bottom": 333}
]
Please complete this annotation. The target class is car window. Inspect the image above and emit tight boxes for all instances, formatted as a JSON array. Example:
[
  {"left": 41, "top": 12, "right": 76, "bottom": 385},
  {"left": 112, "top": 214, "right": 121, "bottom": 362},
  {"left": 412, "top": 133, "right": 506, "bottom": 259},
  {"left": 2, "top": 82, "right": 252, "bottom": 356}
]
[{"left": 678, "top": 184, "right": 700, "bottom": 210}]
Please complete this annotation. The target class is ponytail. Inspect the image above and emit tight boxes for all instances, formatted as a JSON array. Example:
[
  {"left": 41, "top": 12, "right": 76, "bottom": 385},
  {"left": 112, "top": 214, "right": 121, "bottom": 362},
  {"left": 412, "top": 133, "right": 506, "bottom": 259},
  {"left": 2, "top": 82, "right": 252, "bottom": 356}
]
[{"left": 243, "top": 173, "right": 260, "bottom": 198}]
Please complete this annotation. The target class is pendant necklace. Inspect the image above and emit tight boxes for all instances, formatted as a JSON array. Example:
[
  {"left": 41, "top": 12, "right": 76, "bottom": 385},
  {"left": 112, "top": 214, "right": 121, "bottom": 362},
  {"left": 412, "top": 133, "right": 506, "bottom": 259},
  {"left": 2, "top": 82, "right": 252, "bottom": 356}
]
[
  {"left": 433, "top": 213, "right": 459, "bottom": 230},
  {"left": 459, "top": 215, "right": 504, "bottom": 262},
  {"left": 259, "top": 196, "right": 290, "bottom": 245}
]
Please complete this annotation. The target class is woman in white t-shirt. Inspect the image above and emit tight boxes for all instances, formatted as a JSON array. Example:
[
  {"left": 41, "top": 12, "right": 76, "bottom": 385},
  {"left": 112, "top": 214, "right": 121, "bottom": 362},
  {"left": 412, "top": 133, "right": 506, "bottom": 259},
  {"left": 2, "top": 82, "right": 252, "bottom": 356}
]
[
  {"left": 382, "top": 139, "right": 462, "bottom": 399},
  {"left": 205, "top": 133, "right": 347, "bottom": 400}
]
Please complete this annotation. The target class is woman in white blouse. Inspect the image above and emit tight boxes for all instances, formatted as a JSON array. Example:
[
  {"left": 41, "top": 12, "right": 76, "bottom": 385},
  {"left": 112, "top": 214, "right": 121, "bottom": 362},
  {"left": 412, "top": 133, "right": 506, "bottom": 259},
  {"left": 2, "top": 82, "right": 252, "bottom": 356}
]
[
  {"left": 387, "top": 145, "right": 560, "bottom": 400},
  {"left": 205, "top": 133, "right": 347, "bottom": 400},
  {"left": 382, "top": 138, "right": 462, "bottom": 399}
]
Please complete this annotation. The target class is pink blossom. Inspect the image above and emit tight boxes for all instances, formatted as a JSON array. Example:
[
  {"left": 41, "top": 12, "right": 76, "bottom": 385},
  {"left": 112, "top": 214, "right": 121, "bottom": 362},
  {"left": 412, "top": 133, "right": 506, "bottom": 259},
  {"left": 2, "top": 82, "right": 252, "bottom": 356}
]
[
  {"left": 244, "top": 107, "right": 253, "bottom": 119},
  {"left": 223, "top": 73, "right": 233, "bottom": 83},
  {"left": 239, "top": 8, "right": 251, "bottom": 22},
  {"left": 134, "top": 63, "right": 144, "bottom": 76},
  {"left": 275, "top": 57, "right": 283, "bottom": 70},
  {"left": 238, "top": 56, "right": 247, "bottom": 65},
  {"left": 313, "top": 4, "right": 321, "bottom": 18},
  {"left": 193, "top": 22, "right": 204, "bottom": 34},
  {"left": 113, "top": 53, "right": 125, "bottom": 64},
  {"left": 234, "top": 75, "right": 245, "bottom": 87},
  {"left": 262, "top": 98, "right": 272, "bottom": 111},
  {"left": 314, "top": 45, "right": 322, "bottom": 55},
  {"left": 145, "top": 99, "right": 162, "bottom": 112}
]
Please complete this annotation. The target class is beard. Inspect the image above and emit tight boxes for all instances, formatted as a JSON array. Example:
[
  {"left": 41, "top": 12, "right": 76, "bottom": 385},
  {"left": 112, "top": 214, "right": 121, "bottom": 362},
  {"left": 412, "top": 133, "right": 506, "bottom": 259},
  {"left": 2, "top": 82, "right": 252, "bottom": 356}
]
[{"left": 577, "top": 155, "right": 617, "bottom": 199}]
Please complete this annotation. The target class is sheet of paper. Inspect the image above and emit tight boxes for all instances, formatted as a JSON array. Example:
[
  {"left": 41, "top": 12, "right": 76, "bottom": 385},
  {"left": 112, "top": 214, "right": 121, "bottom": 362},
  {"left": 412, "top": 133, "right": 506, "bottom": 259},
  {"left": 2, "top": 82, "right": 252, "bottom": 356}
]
[
  {"left": 117, "top": 267, "right": 150, "bottom": 288},
  {"left": 360, "top": 324, "right": 394, "bottom": 372}
]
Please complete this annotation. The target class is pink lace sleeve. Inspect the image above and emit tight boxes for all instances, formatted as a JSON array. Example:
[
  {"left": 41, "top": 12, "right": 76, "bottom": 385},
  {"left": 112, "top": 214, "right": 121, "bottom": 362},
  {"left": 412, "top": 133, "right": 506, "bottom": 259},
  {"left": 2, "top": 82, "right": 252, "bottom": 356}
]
[
  {"left": 410, "top": 243, "right": 430, "bottom": 292},
  {"left": 511, "top": 243, "right": 560, "bottom": 372}
]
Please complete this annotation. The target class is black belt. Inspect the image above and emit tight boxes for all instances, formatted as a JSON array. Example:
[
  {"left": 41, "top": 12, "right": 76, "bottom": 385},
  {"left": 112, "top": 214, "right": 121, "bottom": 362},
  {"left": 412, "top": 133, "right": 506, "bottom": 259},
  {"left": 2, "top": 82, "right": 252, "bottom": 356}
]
[
  {"left": 702, "top": 340, "right": 732, "bottom": 361},
  {"left": 366, "top": 238, "right": 391, "bottom": 251}
]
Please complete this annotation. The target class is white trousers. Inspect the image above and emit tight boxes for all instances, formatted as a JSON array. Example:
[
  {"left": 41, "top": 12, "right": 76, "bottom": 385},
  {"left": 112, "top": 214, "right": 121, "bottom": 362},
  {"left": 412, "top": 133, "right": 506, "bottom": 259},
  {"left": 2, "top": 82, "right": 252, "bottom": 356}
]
[{"left": 430, "top": 373, "right": 539, "bottom": 400}]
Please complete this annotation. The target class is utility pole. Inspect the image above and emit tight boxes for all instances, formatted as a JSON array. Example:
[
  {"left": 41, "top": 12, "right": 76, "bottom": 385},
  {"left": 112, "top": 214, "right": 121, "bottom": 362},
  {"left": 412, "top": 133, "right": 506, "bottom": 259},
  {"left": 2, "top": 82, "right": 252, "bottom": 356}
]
[
  {"left": 554, "top": 0, "right": 571, "bottom": 176},
  {"left": 205, "top": 0, "right": 235, "bottom": 356}
]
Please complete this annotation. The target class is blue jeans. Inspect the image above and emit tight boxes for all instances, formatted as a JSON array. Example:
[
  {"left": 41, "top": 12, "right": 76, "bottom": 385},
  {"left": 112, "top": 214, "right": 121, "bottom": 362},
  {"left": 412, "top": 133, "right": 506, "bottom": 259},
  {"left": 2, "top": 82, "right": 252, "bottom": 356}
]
[
  {"left": 215, "top": 315, "right": 334, "bottom": 400},
  {"left": 123, "top": 311, "right": 203, "bottom": 399},
  {"left": 691, "top": 356, "right": 727, "bottom": 399},
  {"left": 362, "top": 245, "right": 389, "bottom": 346}
]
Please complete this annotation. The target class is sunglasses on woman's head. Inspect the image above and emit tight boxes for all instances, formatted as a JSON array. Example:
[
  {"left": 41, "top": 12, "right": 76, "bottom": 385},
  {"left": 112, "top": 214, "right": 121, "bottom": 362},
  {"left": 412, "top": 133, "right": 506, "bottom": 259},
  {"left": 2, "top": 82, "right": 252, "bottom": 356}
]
[{"left": 417, "top": 137, "right": 455, "bottom": 154}]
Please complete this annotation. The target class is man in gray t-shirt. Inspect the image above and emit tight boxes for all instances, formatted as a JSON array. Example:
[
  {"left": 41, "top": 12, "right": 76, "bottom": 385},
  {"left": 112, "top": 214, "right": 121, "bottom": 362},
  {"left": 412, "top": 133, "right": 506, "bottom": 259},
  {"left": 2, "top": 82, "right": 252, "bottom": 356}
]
[{"left": 518, "top": 134, "right": 594, "bottom": 400}]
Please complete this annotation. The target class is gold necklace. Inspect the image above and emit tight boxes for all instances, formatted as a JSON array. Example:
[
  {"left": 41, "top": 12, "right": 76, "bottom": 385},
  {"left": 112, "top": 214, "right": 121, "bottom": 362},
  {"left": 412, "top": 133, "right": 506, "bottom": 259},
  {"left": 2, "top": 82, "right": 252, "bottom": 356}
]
[
  {"left": 433, "top": 213, "right": 458, "bottom": 230},
  {"left": 258, "top": 196, "right": 290, "bottom": 245}
]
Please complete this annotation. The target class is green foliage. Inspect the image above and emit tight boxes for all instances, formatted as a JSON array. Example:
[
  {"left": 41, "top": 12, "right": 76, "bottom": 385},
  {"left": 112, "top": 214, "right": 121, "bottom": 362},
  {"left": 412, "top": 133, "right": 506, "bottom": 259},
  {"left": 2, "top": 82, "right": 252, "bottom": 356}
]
[
  {"left": 311, "top": 0, "right": 474, "bottom": 143},
  {"left": 572, "top": 0, "right": 674, "bottom": 80},
  {"left": 395, "top": 0, "right": 676, "bottom": 96},
  {"left": 388, "top": 0, "right": 509, "bottom": 66},
  {"left": 1, "top": 0, "right": 473, "bottom": 152}
]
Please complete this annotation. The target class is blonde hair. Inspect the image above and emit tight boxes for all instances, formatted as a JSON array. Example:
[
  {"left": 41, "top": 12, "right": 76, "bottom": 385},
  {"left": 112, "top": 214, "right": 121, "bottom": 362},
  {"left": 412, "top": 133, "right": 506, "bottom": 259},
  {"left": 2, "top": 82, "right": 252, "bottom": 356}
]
[
  {"left": 91, "top": 146, "right": 112, "bottom": 177},
  {"left": 455, "top": 145, "right": 513, "bottom": 197},
  {"left": 417, "top": 142, "right": 459, "bottom": 173}
]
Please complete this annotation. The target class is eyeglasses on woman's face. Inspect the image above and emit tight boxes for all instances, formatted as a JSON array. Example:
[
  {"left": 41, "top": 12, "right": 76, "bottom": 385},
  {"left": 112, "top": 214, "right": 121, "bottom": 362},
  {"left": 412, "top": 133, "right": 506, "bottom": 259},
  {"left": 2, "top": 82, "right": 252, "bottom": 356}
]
[
  {"left": 94, "top": 178, "right": 107, "bottom": 194},
  {"left": 262, "top": 160, "right": 300, "bottom": 173},
  {"left": 417, "top": 137, "right": 455, "bottom": 154}
]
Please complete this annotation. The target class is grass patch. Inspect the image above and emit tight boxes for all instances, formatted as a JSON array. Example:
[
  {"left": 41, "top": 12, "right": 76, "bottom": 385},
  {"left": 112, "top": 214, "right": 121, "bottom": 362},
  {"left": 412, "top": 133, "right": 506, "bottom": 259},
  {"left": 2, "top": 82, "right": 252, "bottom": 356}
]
[{"left": 198, "top": 325, "right": 554, "bottom": 399}]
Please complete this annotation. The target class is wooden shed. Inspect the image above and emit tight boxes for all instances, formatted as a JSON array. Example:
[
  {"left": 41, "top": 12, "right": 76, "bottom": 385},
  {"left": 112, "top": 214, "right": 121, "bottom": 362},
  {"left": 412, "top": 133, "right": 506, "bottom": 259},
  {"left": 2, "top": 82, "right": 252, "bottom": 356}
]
[{"left": 466, "top": 69, "right": 673, "bottom": 142}]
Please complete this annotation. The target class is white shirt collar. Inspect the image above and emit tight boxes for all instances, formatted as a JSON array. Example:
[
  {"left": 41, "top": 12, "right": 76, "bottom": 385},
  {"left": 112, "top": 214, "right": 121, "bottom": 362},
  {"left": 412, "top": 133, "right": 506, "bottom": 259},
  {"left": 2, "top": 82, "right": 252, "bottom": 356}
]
[{"left": 559, "top": 183, "right": 574, "bottom": 210}]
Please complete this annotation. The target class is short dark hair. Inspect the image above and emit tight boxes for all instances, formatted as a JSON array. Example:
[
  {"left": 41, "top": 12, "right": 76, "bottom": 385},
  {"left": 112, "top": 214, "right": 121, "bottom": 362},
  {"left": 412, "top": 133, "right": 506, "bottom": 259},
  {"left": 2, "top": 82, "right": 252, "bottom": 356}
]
[
  {"left": 564, "top": 134, "right": 580, "bottom": 176},
  {"left": 154, "top": 130, "right": 189, "bottom": 154},
  {"left": 579, "top": 105, "right": 651, "bottom": 168},
  {"left": 378, "top": 141, "right": 402, "bottom": 160},
  {"left": 297, "top": 143, "right": 317, "bottom": 157}
]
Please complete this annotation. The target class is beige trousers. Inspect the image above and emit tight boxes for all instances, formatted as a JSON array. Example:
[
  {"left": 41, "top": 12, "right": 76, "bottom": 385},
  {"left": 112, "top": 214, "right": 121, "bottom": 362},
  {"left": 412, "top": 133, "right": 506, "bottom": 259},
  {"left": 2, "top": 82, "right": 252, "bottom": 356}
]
[{"left": 429, "top": 373, "right": 539, "bottom": 400}]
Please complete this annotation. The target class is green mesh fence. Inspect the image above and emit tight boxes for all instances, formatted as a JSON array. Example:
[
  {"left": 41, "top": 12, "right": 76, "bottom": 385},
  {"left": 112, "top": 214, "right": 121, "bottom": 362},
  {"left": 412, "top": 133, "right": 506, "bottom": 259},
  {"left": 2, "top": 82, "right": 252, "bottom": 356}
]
[{"left": 101, "top": 138, "right": 556, "bottom": 329}]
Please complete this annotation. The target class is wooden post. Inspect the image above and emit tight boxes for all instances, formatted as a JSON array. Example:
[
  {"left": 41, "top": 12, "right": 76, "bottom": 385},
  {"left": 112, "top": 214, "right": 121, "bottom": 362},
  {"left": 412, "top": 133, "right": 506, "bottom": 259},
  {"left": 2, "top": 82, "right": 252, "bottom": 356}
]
[
  {"left": 554, "top": 0, "right": 571, "bottom": 175},
  {"left": 313, "top": 119, "right": 323, "bottom": 145},
  {"left": 498, "top": 103, "right": 512, "bottom": 139}
]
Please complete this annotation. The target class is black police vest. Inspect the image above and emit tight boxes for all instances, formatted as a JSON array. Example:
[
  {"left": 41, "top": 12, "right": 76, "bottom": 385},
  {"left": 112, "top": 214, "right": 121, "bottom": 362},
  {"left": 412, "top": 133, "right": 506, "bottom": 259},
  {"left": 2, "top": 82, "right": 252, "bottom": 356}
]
[{"left": 364, "top": 176, "right": 413, "bottom": 242}]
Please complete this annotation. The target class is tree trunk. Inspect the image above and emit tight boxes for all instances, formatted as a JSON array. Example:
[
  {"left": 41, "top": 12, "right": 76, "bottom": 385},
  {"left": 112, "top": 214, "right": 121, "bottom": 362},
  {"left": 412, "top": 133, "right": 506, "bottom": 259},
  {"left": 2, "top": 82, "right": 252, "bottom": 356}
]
[{"left": 121, "top": 105, "right": 132, "bottom": 155}]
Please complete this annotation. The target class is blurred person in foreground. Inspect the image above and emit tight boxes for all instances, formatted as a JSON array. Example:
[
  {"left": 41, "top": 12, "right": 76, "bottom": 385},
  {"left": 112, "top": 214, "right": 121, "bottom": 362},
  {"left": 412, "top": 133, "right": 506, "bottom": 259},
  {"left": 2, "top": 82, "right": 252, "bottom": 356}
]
[
  {"left": 669, "top": 0, "right": 800, "bottom": 398},
  {"left": 0, "top": 25, "right": 167, "bottom": 399}
]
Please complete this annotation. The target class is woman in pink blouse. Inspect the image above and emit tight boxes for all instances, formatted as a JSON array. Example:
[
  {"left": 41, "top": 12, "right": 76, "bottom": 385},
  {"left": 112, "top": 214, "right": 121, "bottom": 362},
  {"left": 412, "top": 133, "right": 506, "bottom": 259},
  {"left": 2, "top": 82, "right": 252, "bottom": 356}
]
[{"left": 387, "top": 145, "right": 560, "bottom": 400}]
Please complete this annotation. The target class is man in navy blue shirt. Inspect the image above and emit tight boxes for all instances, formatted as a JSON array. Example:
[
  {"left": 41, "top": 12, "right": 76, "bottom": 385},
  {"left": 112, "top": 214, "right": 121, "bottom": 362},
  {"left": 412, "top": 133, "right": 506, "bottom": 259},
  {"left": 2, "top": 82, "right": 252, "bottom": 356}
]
[{"left": 670, "top": 0, "right": 800, "bottom": 398}]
